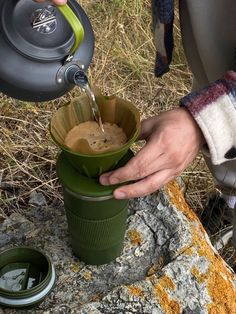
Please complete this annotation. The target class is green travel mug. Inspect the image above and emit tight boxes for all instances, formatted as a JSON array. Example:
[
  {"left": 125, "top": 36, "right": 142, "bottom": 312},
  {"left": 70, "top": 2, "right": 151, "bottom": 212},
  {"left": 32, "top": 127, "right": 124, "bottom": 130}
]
[{"left": 56, "top": 152, "right": 132, "bottom": 265}]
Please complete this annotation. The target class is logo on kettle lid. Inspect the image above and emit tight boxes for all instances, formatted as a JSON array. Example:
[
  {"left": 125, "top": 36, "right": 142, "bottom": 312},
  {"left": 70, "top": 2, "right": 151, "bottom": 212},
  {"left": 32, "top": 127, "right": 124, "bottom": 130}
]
[{"left": 32, "top": 6, "right": 57, "bottom": 34}]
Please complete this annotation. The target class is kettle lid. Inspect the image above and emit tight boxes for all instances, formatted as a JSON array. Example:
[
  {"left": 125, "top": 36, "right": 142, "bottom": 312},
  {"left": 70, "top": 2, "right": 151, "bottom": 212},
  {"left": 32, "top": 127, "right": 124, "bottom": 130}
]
[{"left": 1, "top": 0, "right": 75, "bottom": 61}]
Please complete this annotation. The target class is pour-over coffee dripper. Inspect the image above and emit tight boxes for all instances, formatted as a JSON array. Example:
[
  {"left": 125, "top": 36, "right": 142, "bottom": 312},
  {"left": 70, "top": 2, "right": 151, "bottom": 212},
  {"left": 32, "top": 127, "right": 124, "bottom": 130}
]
[{"left": 50, "top": 90, "right": 140, "bottom": 178}]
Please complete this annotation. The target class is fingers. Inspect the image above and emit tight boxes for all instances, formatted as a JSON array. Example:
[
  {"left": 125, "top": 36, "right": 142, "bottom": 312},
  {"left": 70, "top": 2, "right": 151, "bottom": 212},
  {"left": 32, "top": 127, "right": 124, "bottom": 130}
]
[
  {"left": 35, "top": 0, "right": 67, "bottom": 4},
  {"left": 100, "top": 108, "right": 204, "bottom": 200},
  {"left": 112, "top": 169, "right": 175, "bottom": 199},
  {"left": 100, "top": 142, "right": 164, "bottom": 185},
  {"left": 52, "top": 0, "right": 67, "bottom": 4}
]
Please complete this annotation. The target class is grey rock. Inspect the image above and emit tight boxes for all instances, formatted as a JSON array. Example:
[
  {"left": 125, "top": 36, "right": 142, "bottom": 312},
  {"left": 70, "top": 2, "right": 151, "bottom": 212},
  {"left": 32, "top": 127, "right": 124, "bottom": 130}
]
[
  {"left": 0, "top": 233, "right": 11, "bottom": 247},
  {"left": 0, "top": 213, "right": 35, "bottom": 246},
  {"left": 28, "top": 191, "right": 47, "bottom": 207},
  {"left": 1, "top": 183, "right": 235, "bottom": 314}
]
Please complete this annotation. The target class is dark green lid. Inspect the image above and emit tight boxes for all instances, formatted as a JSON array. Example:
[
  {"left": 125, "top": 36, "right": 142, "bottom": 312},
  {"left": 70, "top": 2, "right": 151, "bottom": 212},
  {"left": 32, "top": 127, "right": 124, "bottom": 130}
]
[
  {"left": 56, "top": 150, "right": 133, "bottom": 198},
  {"left": 0, "top": 247, "right": 55, "bottom": 308}
]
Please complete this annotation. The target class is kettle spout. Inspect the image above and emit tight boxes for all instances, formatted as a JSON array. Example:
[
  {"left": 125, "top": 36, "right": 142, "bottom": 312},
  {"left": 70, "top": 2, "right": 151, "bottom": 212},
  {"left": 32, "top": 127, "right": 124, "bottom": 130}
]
[
  {"left": 65, "top": 66, "right": 85, "bottom": 86},
  {"left": 69, "top": 69, "right": 89, "bottom": 88}
]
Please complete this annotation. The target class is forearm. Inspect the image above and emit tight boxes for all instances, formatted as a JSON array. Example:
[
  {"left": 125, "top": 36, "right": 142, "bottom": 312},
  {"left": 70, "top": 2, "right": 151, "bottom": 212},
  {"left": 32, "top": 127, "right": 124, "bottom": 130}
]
[{"left": 180, "top": 71, "right": 236, "bottom": 165}]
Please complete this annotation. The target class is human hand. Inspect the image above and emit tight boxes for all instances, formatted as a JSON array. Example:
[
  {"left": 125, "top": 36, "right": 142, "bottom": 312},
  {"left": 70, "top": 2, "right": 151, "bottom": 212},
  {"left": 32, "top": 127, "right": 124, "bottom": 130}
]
[
  {"left": 99, "top": 107, "right": 205, "bottom": 199},
  {"left": 35, "top": 0, "right": 67, "bottom": 5}
]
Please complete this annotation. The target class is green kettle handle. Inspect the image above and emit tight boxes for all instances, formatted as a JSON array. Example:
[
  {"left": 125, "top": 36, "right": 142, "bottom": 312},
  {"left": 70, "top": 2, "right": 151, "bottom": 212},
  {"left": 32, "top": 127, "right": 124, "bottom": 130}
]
[{"left": 57, "top": 4, "right": 85, "bottom": 56}]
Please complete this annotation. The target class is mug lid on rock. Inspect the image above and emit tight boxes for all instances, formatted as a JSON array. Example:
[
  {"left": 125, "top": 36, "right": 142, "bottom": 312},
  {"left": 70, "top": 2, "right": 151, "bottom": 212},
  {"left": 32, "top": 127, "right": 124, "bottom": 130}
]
[{"left": 0, "top": 246, "right": 56, "bottom": 308}]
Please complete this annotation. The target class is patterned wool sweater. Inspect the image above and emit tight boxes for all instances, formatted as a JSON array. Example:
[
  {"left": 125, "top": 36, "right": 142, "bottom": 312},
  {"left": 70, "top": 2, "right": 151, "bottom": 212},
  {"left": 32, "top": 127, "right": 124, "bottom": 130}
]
[{"left": 152, "top": 0, "right": 236, "bottom": 165}]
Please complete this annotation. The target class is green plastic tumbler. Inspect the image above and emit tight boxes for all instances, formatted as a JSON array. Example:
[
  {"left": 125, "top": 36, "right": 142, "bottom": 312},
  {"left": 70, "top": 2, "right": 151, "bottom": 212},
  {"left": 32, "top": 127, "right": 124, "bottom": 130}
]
[{"left": 56, "top": 152, "right": 133, "bottom": 265}]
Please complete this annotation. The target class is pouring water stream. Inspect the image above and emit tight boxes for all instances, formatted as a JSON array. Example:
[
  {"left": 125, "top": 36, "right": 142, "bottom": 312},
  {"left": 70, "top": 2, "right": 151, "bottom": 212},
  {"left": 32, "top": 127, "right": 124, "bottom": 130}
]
[{"left": 74, "top": 71, "right": 105, "bottom": 133}]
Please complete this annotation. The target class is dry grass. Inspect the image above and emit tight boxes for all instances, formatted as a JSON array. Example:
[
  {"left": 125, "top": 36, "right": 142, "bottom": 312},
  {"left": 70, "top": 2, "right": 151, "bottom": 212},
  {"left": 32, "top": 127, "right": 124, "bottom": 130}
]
[{"left": 1, "top": 0, "right": 233, "bottom": 267}]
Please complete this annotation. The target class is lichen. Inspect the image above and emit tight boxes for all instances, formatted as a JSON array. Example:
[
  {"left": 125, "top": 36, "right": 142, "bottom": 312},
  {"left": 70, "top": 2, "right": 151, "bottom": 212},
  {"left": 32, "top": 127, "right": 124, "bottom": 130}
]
[
  {"left": 166, "top": 181, "right": 236, "bottom": 313},
  {"left": 191, "top": 266, "right": 208, "bottom": 283},
  {"left": 159, "top": 275, "right": 176, "bottom": 291},
  {"left": 82, "top": 270, "right": 93, "bottom": 281},
  {"left": 127, "top": 285, "right": 145, "bottom": 298},
  {"left": 183, "top": 247, "right": 193, "bottom": 256},
  {"left": 70, "top": 262, "right": 80, "bottom": 273},
  {"left": 165, "top": 181, "right": 203, "bottom": 228},
  {"left": 154, "top": 277, "right": 180, "bottom": 314},
  {"left": 127, "top": 229, "right": 142, "bottom": 245},
  {"left": 207, "top": 271, "right": 236, "bottom": 313}
]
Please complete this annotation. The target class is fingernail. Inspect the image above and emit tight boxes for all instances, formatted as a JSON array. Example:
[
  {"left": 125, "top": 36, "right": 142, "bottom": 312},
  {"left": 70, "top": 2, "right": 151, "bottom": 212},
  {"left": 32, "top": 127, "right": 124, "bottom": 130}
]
[
  {"left": 99, "top": 176, "right": 109, "bottom": 185},
  {"left": 114, "top": 191, "right": 126, "bottom": 199}
]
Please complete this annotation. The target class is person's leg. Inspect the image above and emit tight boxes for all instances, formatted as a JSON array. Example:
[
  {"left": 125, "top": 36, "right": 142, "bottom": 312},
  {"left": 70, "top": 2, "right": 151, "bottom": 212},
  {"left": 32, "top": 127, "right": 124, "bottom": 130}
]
[
  {"left": 233, "top": 211, "right": 236, "bottom": 247},
  {"left": 179, "top": 0, "right": 236, "bottom": 248},
  {"left": 203, "top": 155, "right": 236, "bottom": 248},
  {"left": 204, "top": 156, "right": 236, "bottom": 195}
]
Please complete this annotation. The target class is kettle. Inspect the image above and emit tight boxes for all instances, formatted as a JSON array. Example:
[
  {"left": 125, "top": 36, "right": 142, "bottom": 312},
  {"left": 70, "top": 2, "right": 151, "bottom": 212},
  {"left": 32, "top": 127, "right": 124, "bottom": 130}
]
[{"left": 0, "top": 0, "right": 94, "bottom": 102}]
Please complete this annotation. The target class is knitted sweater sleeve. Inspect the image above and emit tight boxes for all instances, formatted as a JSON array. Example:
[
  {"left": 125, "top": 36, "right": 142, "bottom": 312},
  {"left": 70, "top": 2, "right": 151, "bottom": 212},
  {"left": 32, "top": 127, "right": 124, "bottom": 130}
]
[{"left": 180, "top": 71, "right": 236, "bottom": 165}]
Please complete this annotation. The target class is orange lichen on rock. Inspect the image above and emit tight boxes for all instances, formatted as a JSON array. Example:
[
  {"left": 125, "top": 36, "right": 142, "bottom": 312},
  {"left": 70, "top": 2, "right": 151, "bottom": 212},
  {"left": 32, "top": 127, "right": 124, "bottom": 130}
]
[
  {"left": 165, "top": 181, "right": 204, "bottom": 231},
  {"left": 166, "top": 181, "right": 236, "bottom": 313},
  {"left": 82, "top": 270, "right": 93, "bottom": 281},
  {"left": 127, "top": 285, "right": 145, "bottom": 298},
  {"left": 191, "top": 226, "right": 236, "bottom": 312},
  {"left": 207, "top": 271, "right": 236, "bottom": 314},
  {"left": 159, "top": 275, "right": 176, "bottom": 291},
  {"left": 127, "top": 229, "right": 142, "bottom": 246},
  {"left": 70, "top": 262, "right": 80, "bottom": 273},
  {"left": 208, "top": 304, "right": 233, "bottom": 314},
  {"left": 191, "top": 266, "right": 208, "bottom": 284},
  {"left": 154, "top": 277, "right": 180, "bottom": 314},
  {"left": 183, "top": 247, "right": 193, "bottom": 256}
]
